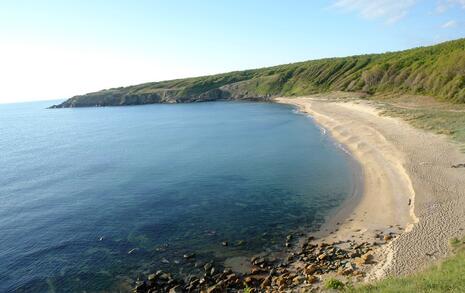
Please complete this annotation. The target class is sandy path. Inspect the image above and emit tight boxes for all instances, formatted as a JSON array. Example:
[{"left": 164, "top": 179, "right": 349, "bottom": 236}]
[{"left": 277, "top": 97, "right": 465, "bottom": 278}]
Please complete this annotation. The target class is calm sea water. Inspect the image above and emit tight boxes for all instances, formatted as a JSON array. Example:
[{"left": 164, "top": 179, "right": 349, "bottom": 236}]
[{"left": 0, "top": 100, "right": 354, "bottom": 292}]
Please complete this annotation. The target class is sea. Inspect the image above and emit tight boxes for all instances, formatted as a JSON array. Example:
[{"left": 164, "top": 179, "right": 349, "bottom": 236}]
[{"left": 0, "top": 100, "right": 355, "bottom": 292}]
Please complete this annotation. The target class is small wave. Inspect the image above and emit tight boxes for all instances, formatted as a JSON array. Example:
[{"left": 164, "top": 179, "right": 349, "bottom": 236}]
[
  {"left": 291, "top": 109, "right": 306, "bottom": 115},
  {"left": 317, "top": 125, "right": 327, "bottom": 135},
  {"left": 334, "top": 142, "right": 351, "bottom": 156}
]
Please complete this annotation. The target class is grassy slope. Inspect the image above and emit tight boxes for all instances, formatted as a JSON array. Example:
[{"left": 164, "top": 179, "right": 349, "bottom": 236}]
[
  {"left": 56, "top": 38, "right": 465, "bottom": 107},
  {"left": 348, "top": 238, "right": 465, "bottom": 293}
]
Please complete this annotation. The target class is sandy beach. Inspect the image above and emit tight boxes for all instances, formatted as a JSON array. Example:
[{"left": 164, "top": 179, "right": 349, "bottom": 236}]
[{"left": 277, "top": 97, "right": 465, "bottom": 280}]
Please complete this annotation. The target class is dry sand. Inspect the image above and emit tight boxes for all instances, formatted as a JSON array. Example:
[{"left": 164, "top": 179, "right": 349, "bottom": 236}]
[{"left": 277, "top": 97, "right": 465, "bottom": 279}]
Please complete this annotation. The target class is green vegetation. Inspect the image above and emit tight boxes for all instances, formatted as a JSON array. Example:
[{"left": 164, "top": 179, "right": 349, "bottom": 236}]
[
  {"left": 348, "top": 237, "right": 465, "bottom": 293},
  {"left": 360, "top": 94, "right": 465, "bottom": 147},
  {"left": 325, "top": 278, "right": 345, "bottom": 290},
  {"left": 53, "top": 38, "right": 465, "bottom": 108},
  {"left": 381, "top": 106, "right": 465, "bottom": 147}
]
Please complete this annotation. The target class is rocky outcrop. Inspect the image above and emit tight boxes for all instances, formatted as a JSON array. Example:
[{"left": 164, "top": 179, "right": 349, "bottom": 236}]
[{"left": 49, "top": 82, "right": 272, "bottom": 108}]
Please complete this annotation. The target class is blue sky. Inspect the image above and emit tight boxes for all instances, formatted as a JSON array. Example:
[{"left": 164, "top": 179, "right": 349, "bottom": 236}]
[{"left": 0, "top": 0, "right": 464, "bottom": 103}]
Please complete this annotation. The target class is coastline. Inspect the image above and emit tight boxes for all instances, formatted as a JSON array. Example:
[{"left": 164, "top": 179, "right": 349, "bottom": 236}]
[
  {"left": 133, "top": 96, "right": 465, "bottom": 292},
  {"left": 277, "top": 96, "right": 465, "bottom": 281}
]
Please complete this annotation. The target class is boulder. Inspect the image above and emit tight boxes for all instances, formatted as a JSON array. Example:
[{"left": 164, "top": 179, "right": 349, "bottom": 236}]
[{"left": 169, "top": 285, "right": 183, "bottom": 293}]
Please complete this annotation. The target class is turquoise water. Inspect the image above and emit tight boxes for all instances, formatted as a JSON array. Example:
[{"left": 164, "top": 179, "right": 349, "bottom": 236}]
[{"left": 0, "top": 101, "right": 354, "bottom": 292}]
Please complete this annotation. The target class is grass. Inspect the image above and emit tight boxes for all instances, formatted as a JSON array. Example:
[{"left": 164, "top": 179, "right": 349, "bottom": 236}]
[
  {"left": 57, "top": 38, "right": 465, "bottom": 107},
  {"left": 325, "top": 278, "right": 346, "bottom": 290},
  {"left": 365, "top": 94, "right": 465, "bottom": 149},
  {"left": 381, "top": 106, "right": 465, "bottom": 148},
  {"left": 347, "top": 237, "right": 465, "bottom": 293}
]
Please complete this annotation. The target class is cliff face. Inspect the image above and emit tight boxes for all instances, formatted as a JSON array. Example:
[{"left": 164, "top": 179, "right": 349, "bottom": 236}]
[
  {"left": 50, "top": 82, "right": 272, "bottom": 108},
  {"left": 51, "top": 38, "right": 465, "bottom": 108}
]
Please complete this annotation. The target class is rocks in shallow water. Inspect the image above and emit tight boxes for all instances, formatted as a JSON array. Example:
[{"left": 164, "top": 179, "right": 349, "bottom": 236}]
[
  {"left": 133, "top": 231, "right": 390, "bottom": 292},
  {"left": 260, "top": 275, "right": 271, "bottom": 289},
  {"left": 161, "top": 258, "right": 170, "bottom": 264},
  {"left": 206, "top": 284, "right": 222, "bottom": 293},
  {"left": 168, "top": 285, "right": 182, "bottom": 293},
  {"left": 236, "top": 240, "right": 246, "bottom": 246},
  {"left": 221, "top": 241, "right": 228, "bottom": 246},
  {"left": 183, "top": 253, "right": 195, "bottom": 259}
]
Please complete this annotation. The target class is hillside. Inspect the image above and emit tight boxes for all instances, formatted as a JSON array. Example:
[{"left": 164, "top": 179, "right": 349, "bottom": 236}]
[{"left": 51, "top": 38, "right": 465, "bottom": 108}]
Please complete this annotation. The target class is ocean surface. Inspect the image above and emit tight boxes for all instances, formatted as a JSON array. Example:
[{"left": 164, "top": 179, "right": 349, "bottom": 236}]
[{"left": 0, "top": 100, "right": 355, "bottom": 292}]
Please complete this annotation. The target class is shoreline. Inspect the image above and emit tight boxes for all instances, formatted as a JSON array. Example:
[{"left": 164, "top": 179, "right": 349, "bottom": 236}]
[
  {"left": 134, "top": 96, "right": 465, "bottom": 292},
  {"left": 277, "top": 96, "right": 465, "bottom": 281},
  {"left": 277, "top": 97, "right": 419, "bottom": 283}
]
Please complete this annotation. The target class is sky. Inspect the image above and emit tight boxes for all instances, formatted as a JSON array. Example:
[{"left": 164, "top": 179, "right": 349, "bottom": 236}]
[{"left": 0, "top": 0, "right": 464, "bottom": 103}]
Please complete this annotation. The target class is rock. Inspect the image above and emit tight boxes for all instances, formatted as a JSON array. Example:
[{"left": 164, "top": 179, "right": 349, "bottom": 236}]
[
  {"left": 361, "top": 253, "right": 373, "bottom": 262},
  {"left": 206, "top": 285, "right": 222, "bottom": 293},
  {"left": 159, "top": 273, "right": 171, "bottom": 280},
  {"left": 226, "top": 273, "right": 238, "bottom": 282},
  {"left": 222, "top": 241, "right": 228, "bottom": 246},
  {"left": 345, "top": 262, "right": 356, "bottom": 270},
  {"left": 384, "top": 235, "right": 392, "bottom": 241},
  {"left": 292, "top": 275, "right": 305, "bottom": 285},
  {"left": 251, "top": 267, "right": 263, "bottom": 274},
  {"left": 134, "top": 281, "right": 147, "bottom": 292},
  {"left": 340, "top": 267, "right": 353, "bottom": 276},
  {"left": 148, "top": 273, "right": 157, "bottom": 282},
  {"left": 253, "top": 257, "right": 265, "bottom": 266},
  {"left": 204, "top": 262, "right": 213, "bottom": 271},
  {"left": 169, "top": 285, "right": 183, "bottom": 293},
  {"left": 244, "top": 276, "right": 253, "bottom": 284},
  {"left": 318, "top": 253, "right": 328, "bottom": 261},
  {"left": 318, "top": 242, "right": 328, "bottom": 248},
  {"left": 354, "top": 257, "right": 365, "bottom": 266},
  {"left": 223, "top": 268, "right": 232, "bottom": 274},
  {"left": 183, "top": 253, "right": 195, "bottom": 259},
  {"left": 307, "top": 275, "right": 318, "bottom": 284},
  {"left": 188, "top": 277, "right": 200, "bottom": 287},
  {"left": 236, "top": 240, "right": 246, "bottom": 246},
  {"left": 260, "top": 275, "right": 271, "bottom": 289},
  {"left": 304, "top": 264, "right": 317, "bottom": 275},
  {"left": 161, "top": 257, "right": 170, "bottom": 264}
]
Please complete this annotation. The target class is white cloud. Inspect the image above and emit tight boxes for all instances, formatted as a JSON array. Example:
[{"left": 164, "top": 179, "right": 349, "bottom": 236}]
[
  {"left": 441, "top": 19, "right": 458, "bottom": 28},
  {"left": 332, "top": 0, "right": 417, "bottom": 23}
]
